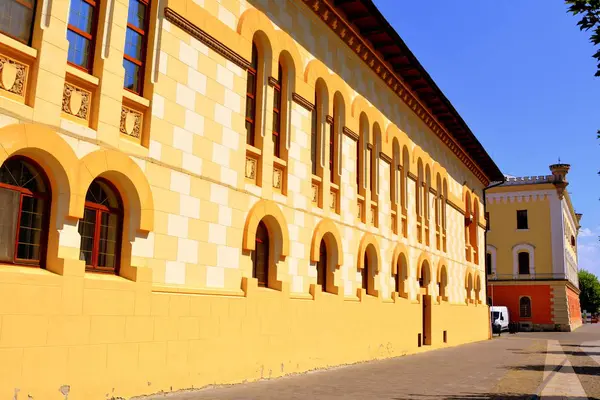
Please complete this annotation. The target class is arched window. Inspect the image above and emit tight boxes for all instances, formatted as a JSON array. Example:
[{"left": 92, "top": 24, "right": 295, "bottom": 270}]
[
  {"left": 67, "top": 0, "right": 100, "bottom": 72},
  {"left": 395, "top": 253, "right": 408, "bottom": 297},
  {"left": 465, "top": 273, "right": 473, "bottom": 302},
  {"left": 123, "top": 0, "right": 151, "bottom": 94},
  {"left": 311, "top": 89, "right": 319, "bottom": 176},
  {"left": 0, "top": 0, "right": 37, "bottom": 45},
  {"left": 519, "top": 296, "right": 532, "bottom": 318},
  {"left": 272, "top": 62, "right": 283, "bottom": 158},
  {"left": 245, "top": 42, "right": 259, "bottom": 146},
  {"left": 79, "top": 179, "right": 123, "bottom": 272},
  {"left": 435, "top": 174, "right": 441, "bottom": 250},
  {"left": 471, "top": 198, "right": 479, "bottom": 263},
  {"left": 486, "top": 252, "right": 492, "bottom": 275},
  {"left": 0, "top": 157, "right": 49, "bottom": 266},
  {"left": 252, "top": 221, "right": 269, "bottom": 287},
  {"left": 438, "top": 265, "right": 448, "bottom": 300},
  {"left": 329, "top": 103, "right": 336, "bottom": 183},
  {"left": 518, "top": 251, "right": 530, "bottom": 275},
  {"left": 416, "top": 159, "right": 424, "bottom": 243},
  {"left": 442, "top": 179, "right": 447, "bottom": 251},
  {"left": 316, "top": 239, "right": 327, "bottom": 290}
]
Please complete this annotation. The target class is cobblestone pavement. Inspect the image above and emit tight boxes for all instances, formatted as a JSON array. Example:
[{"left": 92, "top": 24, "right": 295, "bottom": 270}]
[{"left": 142, "top": 324, "right": 600, "bottom": 400}]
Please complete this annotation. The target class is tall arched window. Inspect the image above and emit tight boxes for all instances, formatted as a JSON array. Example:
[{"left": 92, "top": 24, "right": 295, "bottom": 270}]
[
  {"left": 486, "top": 252, "right": 492, "bottom": 275},
  {"left": 329, "top": 104, "right": 336, "bottom": 183},
  {"left": 472, "top": 198, "right": 479, "bottom": 264},
  {"left": 442, "top": 179, "right": 447, "bottom": 251},
  {"left": 438, "top": 265, "right": 448, "bottom": 300},
  {"left": 252, "top": 221, "right": 269, "bottom": 287},
  {"left": 0, "top": 157, "right": 49, "bottom": 266},
  {"left": 362, "top": 252, "right": 369, "bottom": 292},
  {"left": 245, "top": 42, "right": 259, "bottom": 146},
  {"left": 519, "top": 296, "right": 532, "bottom": 318},
  {"left": 416, "top": 159, "right": 424, "bottom": 243},
  {"left": 464, "top": 192, "right": 472, "bottom": 261},
  {"left": 79, "top": 179, "right": 123, "bottom": 273},
  {"left": 316, "top": 239, "right": 327, "bottom": 290},
  {"left": 0, "top": 0, "right": 37, "bottom": 45},
  {"left": 311, "top": 89, "right": 319, "bottom": 175},
  {"left": 396, "top": 253, "right": 408, "bottom": 297},
  {"left": 123, "top": 0, "right": 150, "bottom": 94},
  {"left": 518, "top": 251, "right": 530, "bottom": 275},
  {"left": 272, "top": 62, "right": 283, "bottom": 158},
  {"left": 435, "top": 174, "right": 442, "bottom": 250},
  {"left": 67, "top": 0, "right": 100, "bottom": 72}
]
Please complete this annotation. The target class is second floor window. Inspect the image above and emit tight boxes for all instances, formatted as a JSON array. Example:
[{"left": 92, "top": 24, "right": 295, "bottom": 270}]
[
  {"left": 123, "top": 0, "right": 149, "bottom": 95},
  {"left": 272, "top": 63, "right": 282, "bottom": 158},
  {"left": 0, "top": 0, "right": 37, "bottom": 45},
  {"left": 311, "top": 90, "right": 318, "bottom": 175},
  {"left": 518, "top": 251, "right": 529, "bottom": 275},
  {"left": 245, "top": 43, "right": 258, "bottom": 146},
  {"left": 67, "top": 0, "right": 99, "bottom": 72},
  {"left": 486, "top": 253, "right": 492, "bottom": 275},
  {"left": 517, "top": 209, "right": 528, "bottom": 230}
]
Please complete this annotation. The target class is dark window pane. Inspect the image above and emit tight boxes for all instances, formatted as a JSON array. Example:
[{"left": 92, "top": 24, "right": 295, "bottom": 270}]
[
  {"left": 253, "top": 222, "right": 269, "bottom": 287},
  {"left": 97, "top": 211, "right": 118, "bottom": 268},
  {"left": 0, "top": 0, "right": 35, "bottom": 44},
  {"left": 0, "top": 158, "right": 46, "bottom": 192},
  {"left": 246, "top": 73, "right": 255, "bottom": 94},
  {"left": 68, "top": 0, "right": 94, "bottom": 33},
  {"left": 0, "top": 188, "right": 19, "bottom": 262},
  {"left": 78, "top": 208, "right": 96, "bottom": 266},
  {"left": 124, "top": 28, "right": 143, "bottom": 60},
  {"left": 517, "top": 210, "right": 528, "bottom": 230},
  {"left": 518, "top": 252, "right": 529, "bottom": 275},
  {"left": 127, "top": 0, "right": 147, "bottom": 30},
  {"left": 245, "top": 120, "right": 254, "bottom": 146},
  {"left": 245, "top": 96, "right": 255, "bottom": 120},
  {"left": 123, "top": 58, "right": 140, "bottom": 93},
  {"left": 67, "top": 30, "right": 92, "bottom": 69}
]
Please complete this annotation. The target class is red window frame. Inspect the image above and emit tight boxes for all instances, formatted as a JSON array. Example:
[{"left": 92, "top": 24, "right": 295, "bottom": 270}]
[
  {"left": 0, "top": 0, "right": 37, "bottom": 45},
  {"left": 245, "top": 43, "right": 258, "bottom": 146},
  {"left": 252, "top": 221, "right": 269, "bottom": 287},
  {"left": 272, "top": 63, "right": 282, "bottom": 158},
  {"left": 81, "top": 179, "right": 123, "bottom": 274},
  {"left": 66, "top": 0, "right": 99, "bottom": 73},
  {"left": 123, "top": 0, "right": 150, "bottom": 95},
  {"left": 0, "top": 157, "right": 50, "bottom": 267},
  {"left": 329, "top": 111, "right": 335, "bottom": 183},
  {"left": 311, "top": 91, "right": 318, "bottom": 176}
]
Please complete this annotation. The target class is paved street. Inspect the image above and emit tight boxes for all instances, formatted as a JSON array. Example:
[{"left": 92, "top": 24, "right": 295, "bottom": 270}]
[{"left": 141, "top": 324, "right": 600, "bottom": 400}]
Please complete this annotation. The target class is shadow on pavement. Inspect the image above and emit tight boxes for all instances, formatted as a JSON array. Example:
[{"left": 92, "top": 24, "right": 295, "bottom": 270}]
[
  {"left": 509, "top": 363, "right": 600, "bottom": 378},
  {"left": 393, "top": 394, "right": 599, "bottom": 400}
]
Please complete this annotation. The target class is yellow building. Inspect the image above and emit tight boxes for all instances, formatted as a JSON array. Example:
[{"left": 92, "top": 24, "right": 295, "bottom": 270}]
[
  {"left": 0, "top": 0, "right": 502, "bottom": 398},
  {"left": 486, "top": 164, "right": 582, "bottom": 331}
]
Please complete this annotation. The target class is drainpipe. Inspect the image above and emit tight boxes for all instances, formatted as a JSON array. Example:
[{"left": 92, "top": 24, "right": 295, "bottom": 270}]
[{"left": 483, "top": 177, "right": 505, "bottom": 338}]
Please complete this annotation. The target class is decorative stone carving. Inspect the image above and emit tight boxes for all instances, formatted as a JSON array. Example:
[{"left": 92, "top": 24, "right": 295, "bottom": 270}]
[
  {"left": 0, "top": 54, "right": 27, "bottom": 96},
  {"left": 245, "top": 157, "right": 256, "bottom": 180},
  {"left": 311, "top": 183, "right": 319, "bottom": 204},
  {"left": 120, "top": 106, "right": 143, "bottom": 139},
  {"left": 357, "top": 201, "right": 362, "bottom": 219},
  {"left": 370, "top": 206, "right": 376, "bottom": 225},
  {"left": 62, "top": 83, "right": 91, "bottom": 120},
  {"left": 330, "top": 190, "right": 337, "bottom": 211},
  {"left": 273, "top": 167, "right": 282, "bottom": 189}
]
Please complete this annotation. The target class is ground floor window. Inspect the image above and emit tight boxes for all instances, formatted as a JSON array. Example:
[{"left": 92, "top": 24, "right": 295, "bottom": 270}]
[
  {"left": 252, "top": 221, "right": 269, "bottom": 287},
  {"left": 519, "top": 296, "right": 532, "bottom": 318}
]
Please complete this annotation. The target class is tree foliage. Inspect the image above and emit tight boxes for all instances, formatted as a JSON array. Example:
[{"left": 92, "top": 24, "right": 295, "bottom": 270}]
[
  {"left": 578, "top": 269, "right": 600, "bottom": 313},
  {"left": 567, "top": 0, "right": 600, "bottom": 76}
]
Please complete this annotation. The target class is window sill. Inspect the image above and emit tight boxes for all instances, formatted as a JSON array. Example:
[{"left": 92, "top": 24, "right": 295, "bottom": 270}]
[
  {"left": 330, "top": 182, "right": 339, "bottom": 190},
  {"left": 312, "top": 174, "right": 322, "bottom": 183},
  {"left": 152, "top": 284, "right": 245, "bottom": 297},
  {"left": 246, "top": 143, "right": 262, "bottom": 157},
  {"left": 0, "top": 32, "right": 37, "bottom": 59},
  {"left": 0, "top": 263, "right": 61, "bottom": 284},
  {"left": 123, "top": 88, "right": 150, "bottom": 108},
  {"left": 516, "top": 228, "right": 529, "bottom": 232},
  {"left": 273, "top": 156, "right": 287, "bottom": 167},
  {"left": 66, "top": 64, "right": 99, "bottom": 87}
]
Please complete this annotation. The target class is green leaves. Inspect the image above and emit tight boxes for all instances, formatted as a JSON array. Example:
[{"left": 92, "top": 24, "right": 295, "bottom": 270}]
[
  {"left": 566, "top": 0, "right": 600, "bottom": 73},
  {"left": 579, "top": 269, "right": 600, "bottom": 313}
]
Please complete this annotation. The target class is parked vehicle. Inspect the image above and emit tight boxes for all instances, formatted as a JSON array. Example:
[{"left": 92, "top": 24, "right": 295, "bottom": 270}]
[
  {"left": 592, "top": 315, "right": 599, "bottom": 324},
  {"left": 491, "top": 306, "right": 509, "bottom": 333}
]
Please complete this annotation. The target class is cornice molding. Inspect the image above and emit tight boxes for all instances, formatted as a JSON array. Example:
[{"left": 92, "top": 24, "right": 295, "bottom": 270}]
[
  {"left": 342, "top": 126, "right": 359, "bottom": 141},
  {"left": 292, "top": 92, "right": 315, "bottom": 111},
  {"left": 407, "top": 171, "right": 417, "bottom": 182},
  {"left": 477, "top": 221, "right": 487, "bottom": 230},
  {"left": 298, "top": 0, "right": 489, "bottom": 186},
  {"left": 164, "top": 8, "right": 250, "bottom": 70},
  {"left": 447, "top": 199, "right": 465, "bottom": 214},
  {"left": 268, "top": 76, "right": 279, "bottom": 87},
  {"left": 326, "top": 115, "right": 333, "bottom": 124},
  {"left": 379, "top": 152, "right": 392, "bottom": 164}
]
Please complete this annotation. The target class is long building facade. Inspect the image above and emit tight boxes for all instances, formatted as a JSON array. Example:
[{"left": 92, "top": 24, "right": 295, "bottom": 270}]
[
  {"left": 0, "top": 0, "right": 502, "bottom": 398},
  {"left": 486, "top": 164, "right": 582, "bottom": 332}
]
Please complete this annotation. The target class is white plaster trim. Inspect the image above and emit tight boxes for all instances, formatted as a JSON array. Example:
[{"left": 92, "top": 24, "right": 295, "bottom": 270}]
[
  {"left": 40, "top": 0, "right": 52, "bottom": 29},
  {"left": 512, "top": 243, "right": 535, "bottom": 278},
  {"left": 486, "top": 245, "right": 497, "bottom": 277},
  {"left": 101, "top": 0, "right": 115, "bottom": 59},
  {"left": 486, "top": 189, "right": 555, "bottom": 204},
  {"left": 150, "top": 0, "right": 166, "bottom": 82},
  {"left": 550, "top": 191, "right": 565, "bottom": 275}
]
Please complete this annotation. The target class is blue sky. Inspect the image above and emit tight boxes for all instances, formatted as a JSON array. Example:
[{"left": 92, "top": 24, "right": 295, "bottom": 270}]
[{"left": 373, "top": 0, "right": 600, "bottom": 276}]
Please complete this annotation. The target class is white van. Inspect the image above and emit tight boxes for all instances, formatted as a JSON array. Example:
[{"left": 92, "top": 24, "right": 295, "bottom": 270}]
[{"left": 491, "top": 306, "right": 509, "bottom": 333}]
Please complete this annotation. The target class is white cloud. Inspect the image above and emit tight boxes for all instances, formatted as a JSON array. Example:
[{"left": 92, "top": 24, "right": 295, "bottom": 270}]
[
  {"left": 579, "top": 227, "right": 596, "bottom": 238},
  {"left": 578, "top": 239, "right": 600, "bottom": 277}
]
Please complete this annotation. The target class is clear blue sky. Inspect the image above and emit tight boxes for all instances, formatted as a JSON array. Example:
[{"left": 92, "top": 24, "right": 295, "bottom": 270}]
[{"left": 373, "top": 0, "right": 600, "bottom": 276}]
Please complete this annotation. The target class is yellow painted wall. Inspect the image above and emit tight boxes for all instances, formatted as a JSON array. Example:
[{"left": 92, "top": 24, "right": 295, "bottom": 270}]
[
  {"left": 0, "top": 0, "right": 493, "bottom": 398},
  {"left": 487, "top": 184, "right": 554, "bottom": 276}
]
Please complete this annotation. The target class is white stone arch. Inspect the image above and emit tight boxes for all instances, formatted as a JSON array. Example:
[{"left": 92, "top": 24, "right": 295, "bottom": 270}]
[
  {"left": 512, "top": 243, "right": 535, "bottom": 277},
  {"left": 486, "top": 244, "right": 497, "bottom": 277}
]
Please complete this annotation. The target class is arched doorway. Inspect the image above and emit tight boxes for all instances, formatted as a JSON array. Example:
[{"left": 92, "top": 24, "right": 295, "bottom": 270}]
[
  {"left": 252, "top": 221, "right": 269, "bottom": 287},
  {"left": 316, "top": 239, "right": 327, "bottom": 290}
]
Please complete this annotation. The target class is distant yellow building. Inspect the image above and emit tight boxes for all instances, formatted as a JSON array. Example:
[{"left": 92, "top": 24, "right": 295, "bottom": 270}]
[
  {"left": 486, "top": 164, "right": 582, "bottom": 331},
  {"left": 0, "top": 0, "right": 502, "bottom": 398}
]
